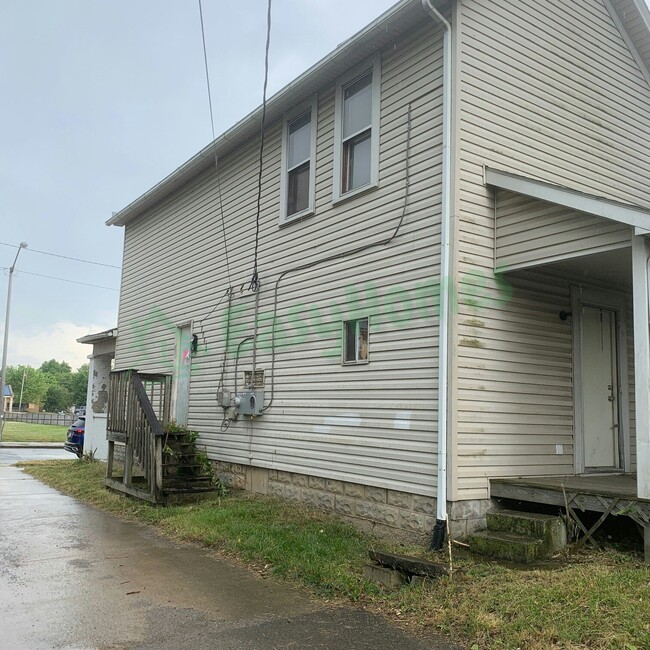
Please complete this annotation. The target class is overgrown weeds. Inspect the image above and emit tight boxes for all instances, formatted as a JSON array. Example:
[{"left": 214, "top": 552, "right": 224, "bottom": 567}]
[{"left": 20, "top": 460, "right": 650, "bottom": 649}]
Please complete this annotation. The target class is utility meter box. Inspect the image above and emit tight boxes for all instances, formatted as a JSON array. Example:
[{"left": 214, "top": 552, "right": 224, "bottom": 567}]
[
  {"left": 237, "top": 390, "right": 264, "bottom": 416},
  {"left": 217, "top": 389, "right": 231, "bottom": 408}
]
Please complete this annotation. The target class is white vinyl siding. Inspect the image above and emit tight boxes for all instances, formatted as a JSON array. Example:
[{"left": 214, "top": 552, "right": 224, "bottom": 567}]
[
  {"left": 454, "top": 0, "right": 650, "bottom": 500},
  {"left": 495, "top": 191, "right": 632, "bottom": 272},
  {"left": 115, "top": 23, "right": 444, "bottom": 498}
]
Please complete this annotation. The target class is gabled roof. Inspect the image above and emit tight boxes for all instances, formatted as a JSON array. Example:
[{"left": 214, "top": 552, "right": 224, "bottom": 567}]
[
  {"left": 107, "top": 0, "right": 650, "bottom": 228},
  {"left": 3, "top": 385, "right": 13, "bottom": 398}
]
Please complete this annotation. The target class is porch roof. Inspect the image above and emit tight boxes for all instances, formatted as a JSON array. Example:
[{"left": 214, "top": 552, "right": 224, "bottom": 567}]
[
  {"left": 485, "top": 168, "right": 650, "bottom": 232},
  {"left": 77, "top": 328, "right": 118, "bottom": 345}
]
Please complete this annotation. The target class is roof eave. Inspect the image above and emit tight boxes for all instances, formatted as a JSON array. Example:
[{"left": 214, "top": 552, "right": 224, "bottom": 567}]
[{"left": 77, "top": 327, "right": 118, "bottom": 345}]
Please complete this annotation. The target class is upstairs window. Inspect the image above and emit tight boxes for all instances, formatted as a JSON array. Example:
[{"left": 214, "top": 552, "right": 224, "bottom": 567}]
[
  {"left": 280, "top": 97, "right": 317, "bottom": 224},
  {"left": 343, "top": 317, "right": 369, "bottom": 364},
  {"left": 342, "top": 73, "right": 372, "bottom": 192},
  {"left": 333, "top": 58, "right": 380, "bottom": 202}
]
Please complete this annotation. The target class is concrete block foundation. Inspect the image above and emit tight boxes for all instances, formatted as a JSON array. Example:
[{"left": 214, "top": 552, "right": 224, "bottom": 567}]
[{"left": 214, "top": 462, "right": 492, "bottom": 544}]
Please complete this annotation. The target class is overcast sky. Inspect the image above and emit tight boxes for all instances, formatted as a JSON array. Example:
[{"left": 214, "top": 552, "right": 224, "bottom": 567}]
[{"left": 0, "top": 0, "right": 398, "bottom": 371}]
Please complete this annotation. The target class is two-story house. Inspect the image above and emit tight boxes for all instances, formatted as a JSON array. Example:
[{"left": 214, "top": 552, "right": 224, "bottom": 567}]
[{"left": 106, "top": 0, "right": 650, "bottom": 557}]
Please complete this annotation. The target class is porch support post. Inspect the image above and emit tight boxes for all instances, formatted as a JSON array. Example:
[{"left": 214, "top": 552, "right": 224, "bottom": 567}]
[
  {"left": 632, "top": 235, "right": 650, "bottom": 500},
  {"left": 84, "top": 353, "right": 112, "bottom": 461}
]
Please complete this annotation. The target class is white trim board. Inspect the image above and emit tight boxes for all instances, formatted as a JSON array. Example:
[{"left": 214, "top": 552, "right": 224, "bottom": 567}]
[{"left": 485, "top": 167, "right": 650, "bottom": 230}]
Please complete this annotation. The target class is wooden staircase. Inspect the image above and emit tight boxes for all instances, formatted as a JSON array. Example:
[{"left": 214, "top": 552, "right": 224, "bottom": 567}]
[
  {"left": 161, "top": 428, "right": 215, "bottom": 502},
  {"left": 105, "top": 370, "right": 217, "bottom": 505}
]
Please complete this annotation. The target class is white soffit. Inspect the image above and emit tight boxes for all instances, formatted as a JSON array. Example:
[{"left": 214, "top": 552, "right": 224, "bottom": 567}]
[{"left": 485, "top": 167, "right": 650, "bottom": 231}]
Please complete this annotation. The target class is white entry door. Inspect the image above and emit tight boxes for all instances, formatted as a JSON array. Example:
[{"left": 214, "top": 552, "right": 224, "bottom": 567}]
[
  {"left": 580, "top": 306, "right": 620, "bottom": 471},
  {"left": 173, "top": 325, "right": 192, "bottom": 427}
]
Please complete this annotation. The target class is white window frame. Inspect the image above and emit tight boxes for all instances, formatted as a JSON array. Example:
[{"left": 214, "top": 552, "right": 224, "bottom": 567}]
[
  {"left": 279, "top": 95, "right": 317, "bottom": 225},
  {"left": 332, "top": 56, "right": 381, "bottom": 204},
  {"left": 342, "top": 317, "right": 369, "bottom": 365}
]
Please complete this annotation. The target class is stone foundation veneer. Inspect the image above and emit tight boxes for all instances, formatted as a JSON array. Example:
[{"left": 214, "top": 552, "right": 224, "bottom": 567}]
[{"left": 214, "top": 461, "right": 493, "bottom": 543}]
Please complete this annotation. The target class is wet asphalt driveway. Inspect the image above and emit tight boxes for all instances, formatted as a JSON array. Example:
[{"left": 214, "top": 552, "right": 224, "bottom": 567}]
[{"left": 0, "top": 449, "right": 454, "bottom": 649}]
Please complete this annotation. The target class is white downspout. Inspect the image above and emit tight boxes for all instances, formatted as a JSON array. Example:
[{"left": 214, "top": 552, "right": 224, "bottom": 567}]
[{"left": 421, "top": 0, "right": 452, "bottom": 546}]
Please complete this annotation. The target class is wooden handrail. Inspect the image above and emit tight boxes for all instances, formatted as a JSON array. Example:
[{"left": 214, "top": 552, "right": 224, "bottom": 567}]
[
  {"left": 106, "top": 369, "right": 171, "bottom": 498},
  {"left": 130, "top": 373, "right": 164, "bottom": 437}
]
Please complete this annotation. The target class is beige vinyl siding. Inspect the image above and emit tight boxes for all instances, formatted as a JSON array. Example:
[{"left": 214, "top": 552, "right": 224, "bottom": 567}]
[
  {"left": 459, "top": 0, "right": 650, "bottom": 207},
  {"left": 456, "top": 267, "right": 635, "bottom": 500},
  {"left": 456, "top": 271, "right": 575, "bottom": 497},
  {"left": 114, "top": 24, "right": 444, "bottom": 497},
  {"left": 454, "top": 0, "right": 650, "bottom": 499},
  {"left": 495, "top": 190, "right": 632, "bottom": 271}
]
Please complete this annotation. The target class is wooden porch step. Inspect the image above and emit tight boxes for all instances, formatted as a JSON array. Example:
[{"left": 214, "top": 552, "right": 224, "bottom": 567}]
[
  {"left": 162, "top": 462, "right": 206, "bottom": 470},
  {"left": 163, "top": 484, "right": 216, "bottom": 494},
  {"left": 162, "top": 485, "right": 220, "bottom": 505},
  {"left": 162, "top": 475, "right": 212, "bottom": 484}
]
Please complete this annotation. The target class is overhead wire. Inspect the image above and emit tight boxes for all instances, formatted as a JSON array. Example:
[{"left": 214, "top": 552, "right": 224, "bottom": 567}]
[
  {"left": 0, "top": 267, "right": 119, "bottom": 291},
  {"left": 194, "top": 285, "right": 231, "bottom": 351},
  {"left": 0, "top": 241, "right": 120, "bottom": 269},
  {"left": 249, "top": 0, "right": 272, "bottom": 293},
  {"left": 198, "top": 0, "right": 232, "bottom": 286}
]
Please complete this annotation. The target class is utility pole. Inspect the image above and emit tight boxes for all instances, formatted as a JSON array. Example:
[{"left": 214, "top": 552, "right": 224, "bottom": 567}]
[
  {"left": 18, "top": 366, "right": 27, "bottom": 413},
  {"left": 0, "top": 242, "right": 28, "bottom": 440}
]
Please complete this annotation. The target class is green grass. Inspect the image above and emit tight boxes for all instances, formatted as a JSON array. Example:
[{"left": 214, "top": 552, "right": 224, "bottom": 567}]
[
  {"left": 20, "top": 459, "right": 650, "bottom": 649},
  {"left": 2, "top": 421, "right": 68, "bottom": 442}
]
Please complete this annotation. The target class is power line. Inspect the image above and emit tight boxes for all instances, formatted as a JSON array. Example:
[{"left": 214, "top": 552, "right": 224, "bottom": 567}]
[
  {"left": 0, "top": 241, "right": 121, "bottom": 269},
  {"left": 249, "top": 0, "right": 272, "bottom": 293},
  {"left": 0, "top": 267, "right": 119, "bottom": 292},
  {"left": 198, "top": 0, "right": 232, "bottom": 285}
]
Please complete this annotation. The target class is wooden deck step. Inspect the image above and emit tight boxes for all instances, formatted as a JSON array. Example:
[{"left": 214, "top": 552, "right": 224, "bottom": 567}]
[{"left": 163, "top": 475, "right": 212, "bottom": 483}]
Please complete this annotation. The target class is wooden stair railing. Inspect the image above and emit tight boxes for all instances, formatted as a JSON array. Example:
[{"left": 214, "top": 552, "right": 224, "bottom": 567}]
[{"left": 105, "top": 369, "right": 171, "bottom": 503}]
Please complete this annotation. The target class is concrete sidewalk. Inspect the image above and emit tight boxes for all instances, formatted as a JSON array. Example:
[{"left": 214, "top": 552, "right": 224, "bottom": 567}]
[
  {"left": 0, "top": 441, "right": 64, "bottom": 448},
  {"left": 0, "top": 450, "right": 456, "bottom": 649}
]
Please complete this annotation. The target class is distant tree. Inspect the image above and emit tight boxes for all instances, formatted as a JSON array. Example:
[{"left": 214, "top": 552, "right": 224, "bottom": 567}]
[
  {"left": 7, "top": 361, "right": 85, "bottom": 411},
  {"left": 43, "top": 385, "right": 73, "bottom": 413},
  {"left": 70, "top": 364, "right": 89, "bottom": 406},
  {"left": 40, "top": 359, "right": 72, "bottom": 377},
  {"left": 5, "top": 365, "right": 49, "bottom": 408},
  {"left": 39, "top": 359, "right": 75, "bottom": 397}
]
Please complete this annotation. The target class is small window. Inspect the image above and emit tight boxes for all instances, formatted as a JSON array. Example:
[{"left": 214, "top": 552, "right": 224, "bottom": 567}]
[
  {"left": 333, "top": 58, "right": 380, "bottom": 202},
  {"left": 343, "top": 318, "right": 369, "bottom": 364},
  {"left": 280, "top": 97, "right": 317, "bottom": 224}
]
